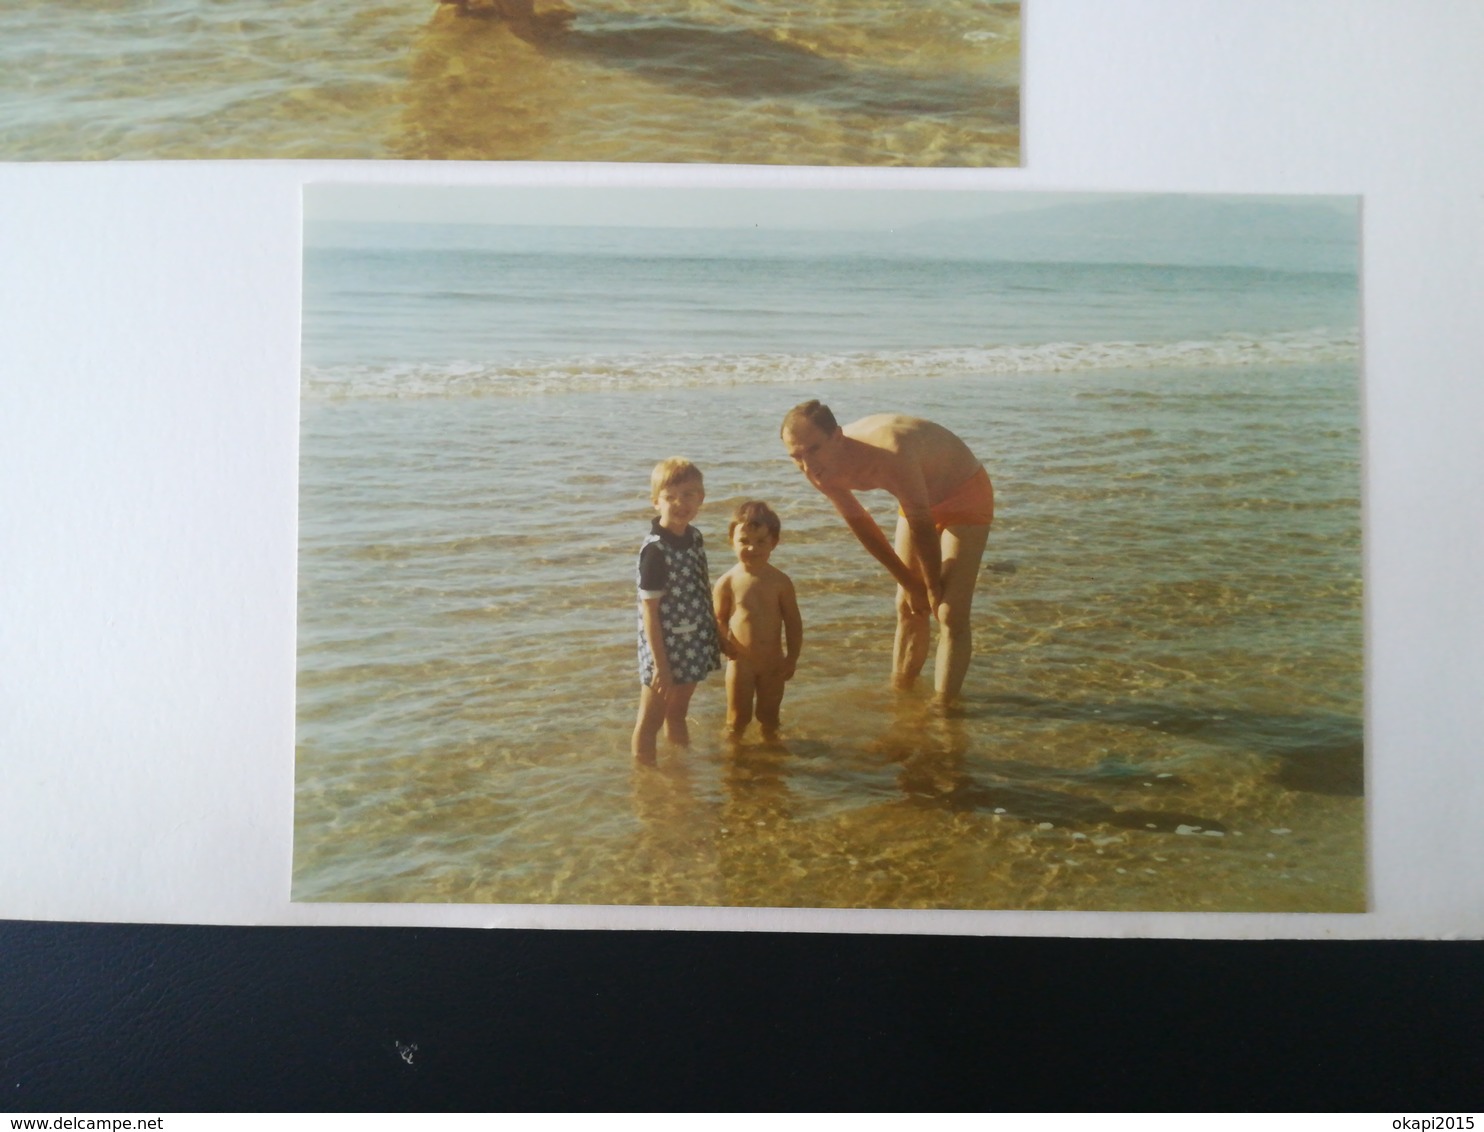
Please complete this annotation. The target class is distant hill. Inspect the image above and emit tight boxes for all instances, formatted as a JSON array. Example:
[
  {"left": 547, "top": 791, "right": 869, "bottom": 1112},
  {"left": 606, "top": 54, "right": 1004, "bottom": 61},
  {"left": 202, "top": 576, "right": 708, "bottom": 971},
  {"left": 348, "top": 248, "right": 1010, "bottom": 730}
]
[
  {"left": 890, "top": 195, "right": 1359, "bottom": 273},
  {"left": 310, "top": 194, "right": 1359, "bottom": 275}
]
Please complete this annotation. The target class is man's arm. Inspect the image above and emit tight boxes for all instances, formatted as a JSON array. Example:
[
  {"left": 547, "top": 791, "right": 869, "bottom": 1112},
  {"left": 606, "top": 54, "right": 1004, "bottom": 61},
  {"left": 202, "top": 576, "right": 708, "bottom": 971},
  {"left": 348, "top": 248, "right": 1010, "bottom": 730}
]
[
  {"left": 891, "top": 463, "right": 945, "bottom": 609},
  {"left": 779, "top": 575, "right": 803, "bottom": 680},
  {"left": 903, "top": 511, "right": 944, "bottom": 609},
  {"left": 823, "top": 485, "right": 920, "bottom": 593}
]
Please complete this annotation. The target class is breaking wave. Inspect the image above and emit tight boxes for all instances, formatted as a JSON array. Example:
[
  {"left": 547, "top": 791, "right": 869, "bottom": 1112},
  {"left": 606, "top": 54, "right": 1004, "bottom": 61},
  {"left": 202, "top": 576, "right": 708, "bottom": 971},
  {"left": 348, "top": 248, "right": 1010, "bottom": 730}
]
[{"left": 302, "top": 328, "right": 1359, "bottom": 400}]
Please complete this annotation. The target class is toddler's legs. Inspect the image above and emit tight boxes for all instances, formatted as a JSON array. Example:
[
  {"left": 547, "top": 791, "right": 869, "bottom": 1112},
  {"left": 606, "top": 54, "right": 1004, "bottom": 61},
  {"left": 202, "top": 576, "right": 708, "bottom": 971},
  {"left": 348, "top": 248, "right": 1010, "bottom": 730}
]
[
  {"left": 725, "top": 660, "right": 756, "bottom": 735},
  {"left": 754, "top": 668, "right": 787, "bottom": 741}
]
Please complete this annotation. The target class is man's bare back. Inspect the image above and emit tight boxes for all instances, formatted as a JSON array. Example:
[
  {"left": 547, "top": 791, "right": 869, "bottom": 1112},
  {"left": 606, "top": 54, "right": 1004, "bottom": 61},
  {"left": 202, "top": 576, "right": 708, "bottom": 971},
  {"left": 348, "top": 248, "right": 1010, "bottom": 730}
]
[
  {"left": 835, "top": 414, "right": 984, "bottom": 515},
  {"left": 780, "top": 400, "right": 992, "bottom": 704}
]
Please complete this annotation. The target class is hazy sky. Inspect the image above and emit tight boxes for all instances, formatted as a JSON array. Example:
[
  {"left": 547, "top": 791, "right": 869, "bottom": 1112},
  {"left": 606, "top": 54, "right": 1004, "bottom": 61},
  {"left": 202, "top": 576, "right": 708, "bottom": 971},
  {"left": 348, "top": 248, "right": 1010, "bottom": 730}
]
[
  {"left": 304, "top": 184, "right": 1357, "bottom": 238},
  {"left": 304, "top": 185, "right": 1126, "bottom": 231}
]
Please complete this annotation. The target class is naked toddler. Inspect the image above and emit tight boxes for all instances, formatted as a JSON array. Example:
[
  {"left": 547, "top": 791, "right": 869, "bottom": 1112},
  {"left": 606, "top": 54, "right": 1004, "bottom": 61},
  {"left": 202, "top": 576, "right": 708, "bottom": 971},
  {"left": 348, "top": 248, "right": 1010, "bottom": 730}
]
[{"left": 712, "top": 501, "right": 803, "bottom": 739}]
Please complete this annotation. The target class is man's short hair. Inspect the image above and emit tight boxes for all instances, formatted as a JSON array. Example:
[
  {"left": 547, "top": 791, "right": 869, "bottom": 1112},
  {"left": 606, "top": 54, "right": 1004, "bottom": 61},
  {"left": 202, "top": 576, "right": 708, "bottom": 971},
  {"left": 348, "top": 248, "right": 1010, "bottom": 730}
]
[
  {"left": 728, "top": 500, "right": 782, "bottom": 541},
  {"left": 780, "top": 400, "right": 838, "bottom": 438},
  {"left": 650, "top": 457, "right": 703, "bottom": 502}
]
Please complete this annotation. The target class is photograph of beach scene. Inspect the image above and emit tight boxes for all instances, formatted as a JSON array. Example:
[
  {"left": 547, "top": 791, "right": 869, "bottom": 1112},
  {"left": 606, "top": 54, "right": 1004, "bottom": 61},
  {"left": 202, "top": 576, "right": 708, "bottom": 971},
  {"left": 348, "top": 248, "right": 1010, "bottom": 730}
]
[
  {"left": 1, "top": 1, "right": 1019, "bottom": 165},
  {"left": 294, "top": 185, "right": 1363, "bottom": 913}
]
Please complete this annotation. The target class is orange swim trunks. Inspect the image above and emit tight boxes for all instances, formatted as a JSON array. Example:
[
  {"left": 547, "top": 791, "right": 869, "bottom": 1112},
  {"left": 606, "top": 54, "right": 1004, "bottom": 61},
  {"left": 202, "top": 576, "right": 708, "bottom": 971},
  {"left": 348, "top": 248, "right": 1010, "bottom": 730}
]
[{"left": 901, "top": 465, "right": 995, "bottom": 529}]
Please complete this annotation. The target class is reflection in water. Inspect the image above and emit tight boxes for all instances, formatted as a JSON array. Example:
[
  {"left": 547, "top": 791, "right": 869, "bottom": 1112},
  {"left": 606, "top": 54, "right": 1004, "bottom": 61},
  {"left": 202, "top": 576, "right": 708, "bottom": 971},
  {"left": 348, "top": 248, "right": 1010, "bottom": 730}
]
[
  {"left": 618, "top": 691, "right": 1327, "bottom": 911},
  {"left": 959, "top": 694, "right": 1366, "bottom": 799},
  {"left": 401, "top": 10, "right": 566, "bottom": 159},
  {"left": 717, "top": 739, "right": 798, "bottom": 906},
  {"left": 627, "top": 755, "right": 722, "bottom": 905},
  {"left": 880, "top": 706, "right": 1232, "bottom": 835},
  {"left": 397, "top": 3, "right": 1020, "bottom": 162}
]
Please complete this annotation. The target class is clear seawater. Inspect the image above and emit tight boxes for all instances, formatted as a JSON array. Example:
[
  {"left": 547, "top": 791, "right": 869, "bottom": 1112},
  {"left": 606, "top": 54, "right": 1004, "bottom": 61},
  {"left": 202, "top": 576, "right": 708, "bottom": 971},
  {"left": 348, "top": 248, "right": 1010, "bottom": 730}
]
[
  {"left": 294, "top": 198, "right": 1364, "bottom": 911},
  {"left": 0, "top": 0, "right": 1019, "bottom": 164}
]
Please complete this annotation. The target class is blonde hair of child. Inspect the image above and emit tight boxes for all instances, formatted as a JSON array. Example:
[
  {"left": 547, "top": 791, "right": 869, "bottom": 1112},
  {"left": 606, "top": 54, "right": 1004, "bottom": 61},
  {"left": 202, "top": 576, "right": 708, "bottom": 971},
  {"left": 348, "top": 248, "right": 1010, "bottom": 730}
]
[{"left": 650, "top": 457, "right": 704, "bottom": 503}]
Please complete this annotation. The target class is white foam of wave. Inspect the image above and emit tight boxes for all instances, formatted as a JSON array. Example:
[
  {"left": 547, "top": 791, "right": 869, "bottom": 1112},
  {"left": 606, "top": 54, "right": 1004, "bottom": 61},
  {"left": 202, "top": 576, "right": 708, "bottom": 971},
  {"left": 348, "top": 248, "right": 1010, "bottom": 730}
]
[{"left": 303, "top": 329, "right": 1359, "bottom": 400}]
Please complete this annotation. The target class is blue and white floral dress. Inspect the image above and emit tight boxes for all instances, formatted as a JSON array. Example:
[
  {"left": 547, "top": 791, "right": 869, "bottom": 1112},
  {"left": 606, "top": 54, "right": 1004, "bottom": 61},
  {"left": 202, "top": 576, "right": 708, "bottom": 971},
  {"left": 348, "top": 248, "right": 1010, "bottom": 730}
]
[{"left": 636, "top": 519, "right": 722, "bottom": 688}]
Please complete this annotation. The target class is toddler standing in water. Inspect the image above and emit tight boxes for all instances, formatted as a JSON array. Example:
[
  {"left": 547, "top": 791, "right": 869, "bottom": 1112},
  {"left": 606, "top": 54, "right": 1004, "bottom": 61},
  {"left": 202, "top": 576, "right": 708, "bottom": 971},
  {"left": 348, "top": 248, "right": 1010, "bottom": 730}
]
[
  {"left": 632, "top": 458, "right": 722, "bottom": 763},
  {"left": 712, "top": 502, "right": 803, "bottom": 740}
]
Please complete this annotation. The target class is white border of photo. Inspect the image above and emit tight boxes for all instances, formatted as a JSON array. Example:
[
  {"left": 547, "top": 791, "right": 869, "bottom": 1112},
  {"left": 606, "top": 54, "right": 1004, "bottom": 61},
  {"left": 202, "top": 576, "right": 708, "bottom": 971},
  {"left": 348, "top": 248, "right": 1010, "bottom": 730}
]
[{"left": 2, "top": 0, "right": 1481, "bottom": 938}]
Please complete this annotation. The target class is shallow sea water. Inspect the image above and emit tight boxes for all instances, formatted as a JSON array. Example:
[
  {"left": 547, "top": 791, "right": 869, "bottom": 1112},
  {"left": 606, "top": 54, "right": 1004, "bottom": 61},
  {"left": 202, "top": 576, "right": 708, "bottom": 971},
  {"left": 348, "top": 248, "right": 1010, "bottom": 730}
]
[
  {"left": 294, "top": 363, "right": 1364, "bottom": 912},
  {"left": 0, "top": 0, "right": 1020, "bottom": 163}
]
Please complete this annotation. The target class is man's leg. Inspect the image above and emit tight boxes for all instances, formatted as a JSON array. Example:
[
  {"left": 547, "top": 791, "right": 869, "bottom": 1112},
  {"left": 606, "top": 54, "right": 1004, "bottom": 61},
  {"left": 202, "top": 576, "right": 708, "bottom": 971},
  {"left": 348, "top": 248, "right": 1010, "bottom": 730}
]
[
  {"left": 892, "top": 513, "right": 931, "bottom": 689},
  {"left": 933, "top": 522, "right": 990, "bottom": 702}
]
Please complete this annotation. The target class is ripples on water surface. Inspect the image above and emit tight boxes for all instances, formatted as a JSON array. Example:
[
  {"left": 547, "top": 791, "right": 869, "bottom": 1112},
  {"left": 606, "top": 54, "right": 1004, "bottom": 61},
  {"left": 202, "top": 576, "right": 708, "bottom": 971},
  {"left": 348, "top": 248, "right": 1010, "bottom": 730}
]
[
  {"left": 295, "top": 198, "right": 1362, "bottom": 912},
  {"left": 294, "top": 363, "right": 1364, "bottom": 912},
  {"left": 0, "top": 0, "right": 1020, "bottom": 163}
]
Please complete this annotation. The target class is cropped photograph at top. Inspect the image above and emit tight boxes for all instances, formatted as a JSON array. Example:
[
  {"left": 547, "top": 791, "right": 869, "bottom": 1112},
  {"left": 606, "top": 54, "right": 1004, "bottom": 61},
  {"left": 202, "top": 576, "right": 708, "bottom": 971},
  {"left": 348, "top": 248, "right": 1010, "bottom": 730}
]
[
  {"left": 295, "top": 185, "right": 1363, "bottom": 913},
  {"left": 1, "top": 0, "right": 1020, "bottom": 164}
]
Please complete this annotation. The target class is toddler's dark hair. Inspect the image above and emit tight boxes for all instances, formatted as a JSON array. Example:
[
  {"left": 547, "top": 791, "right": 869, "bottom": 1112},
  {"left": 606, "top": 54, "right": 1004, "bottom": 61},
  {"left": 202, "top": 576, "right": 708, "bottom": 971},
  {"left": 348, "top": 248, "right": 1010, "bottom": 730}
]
[{"left": 728, "top": 500, "right": 782, "bottom": 541}]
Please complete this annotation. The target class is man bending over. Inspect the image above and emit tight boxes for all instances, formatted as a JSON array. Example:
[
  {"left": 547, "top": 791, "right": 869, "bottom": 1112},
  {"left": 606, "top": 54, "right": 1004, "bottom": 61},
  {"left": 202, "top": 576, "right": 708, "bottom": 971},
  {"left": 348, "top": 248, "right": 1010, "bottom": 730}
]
[{"left": 780, "top": 400, "right": 994, "bottom": 704}]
